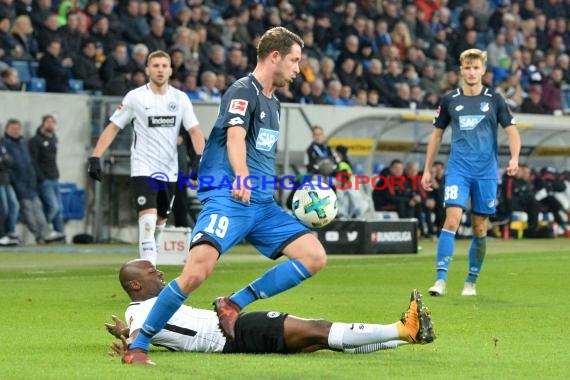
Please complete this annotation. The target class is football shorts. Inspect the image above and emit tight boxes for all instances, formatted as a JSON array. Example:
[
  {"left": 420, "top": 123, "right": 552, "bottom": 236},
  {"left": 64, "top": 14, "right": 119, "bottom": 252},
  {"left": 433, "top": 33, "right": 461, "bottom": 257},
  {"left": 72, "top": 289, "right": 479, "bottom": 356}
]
[
  {"left": 222, "top": 311, "right": 288, "bottom": 354},
  {"left": 443, "top": 175, "right": 498, "bottom": 215},
  {"left": 190, "top": 197, "right": 310, "bottom": 259},
  {"left": 131, "top": 176, "right": 176, "bottom": 217}
]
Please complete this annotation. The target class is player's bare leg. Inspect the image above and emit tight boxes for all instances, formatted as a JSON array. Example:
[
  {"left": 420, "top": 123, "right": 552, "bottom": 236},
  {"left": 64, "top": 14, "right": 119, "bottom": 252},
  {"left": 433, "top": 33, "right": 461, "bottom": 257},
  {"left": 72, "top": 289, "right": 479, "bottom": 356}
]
[
  {"left": 282, "top": 233, "right": 327, "bottom": 274},
  {"left": 218, "top": 234, "right": 327, "bottom": 340}
]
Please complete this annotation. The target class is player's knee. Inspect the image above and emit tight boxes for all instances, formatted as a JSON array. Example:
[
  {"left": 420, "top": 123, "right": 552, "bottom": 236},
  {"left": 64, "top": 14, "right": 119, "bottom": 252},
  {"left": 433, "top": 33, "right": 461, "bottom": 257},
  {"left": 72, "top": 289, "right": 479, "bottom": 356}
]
[
  {"left": 303, "top": 246, "right": 327, "bottom": 274},
  {"left": 443, "top": 217, "right": 461, "bottom": 231},
  {"left": 178, "top": 269, "right": 209, "bottom": 293},
  {"left": 308, "top": 319, "right": 333, "bottom": 339},
  {"left": 472, "top": 223, "right": 487, "bottom": 237}
]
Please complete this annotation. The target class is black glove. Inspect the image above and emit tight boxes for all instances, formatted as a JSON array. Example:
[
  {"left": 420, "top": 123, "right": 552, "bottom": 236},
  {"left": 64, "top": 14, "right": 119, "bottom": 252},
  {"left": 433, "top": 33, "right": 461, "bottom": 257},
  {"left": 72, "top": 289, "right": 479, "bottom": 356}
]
[{"left": 88, "top": 156, "right": 102, "bottom": 182}]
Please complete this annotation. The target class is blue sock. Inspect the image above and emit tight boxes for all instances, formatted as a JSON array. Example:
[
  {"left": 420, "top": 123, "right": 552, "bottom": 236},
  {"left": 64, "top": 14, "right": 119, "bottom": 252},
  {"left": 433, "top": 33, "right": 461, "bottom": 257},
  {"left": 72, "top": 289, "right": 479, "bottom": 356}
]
[
  {"left": 130, "top": 280, "right": 187, "bottom": 351},
  {"left": 436, "top": 229, "right": 456, "bottom": 281},
  {"left": 466, "top": 236, "right": 487, "bottom": 284},
  {"left": 229, "top": 259, "right": 312, "bottom": 309}
]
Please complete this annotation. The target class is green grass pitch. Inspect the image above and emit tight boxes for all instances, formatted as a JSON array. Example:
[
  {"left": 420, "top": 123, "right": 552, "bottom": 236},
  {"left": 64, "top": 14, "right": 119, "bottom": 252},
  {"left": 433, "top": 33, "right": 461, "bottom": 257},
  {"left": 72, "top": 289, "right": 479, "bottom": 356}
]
[{"left": 0, "top": 238, "right": 568, "bottom": 379}]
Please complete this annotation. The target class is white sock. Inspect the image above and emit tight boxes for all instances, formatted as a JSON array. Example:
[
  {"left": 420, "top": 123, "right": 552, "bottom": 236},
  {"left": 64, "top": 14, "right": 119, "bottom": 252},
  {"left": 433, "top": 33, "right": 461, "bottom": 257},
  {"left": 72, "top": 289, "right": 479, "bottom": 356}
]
[
  {"left": 138, "top": 213, "right": 157, "bottom": 265},
  {"left": 328, "top": 322, "right": 400, "bottom": 350},
  {"left": 343, "top": 340, "right": 409, "bottom": 354},
  {"left": 154, "top": 222, "right": 166, "bottom": 253}
]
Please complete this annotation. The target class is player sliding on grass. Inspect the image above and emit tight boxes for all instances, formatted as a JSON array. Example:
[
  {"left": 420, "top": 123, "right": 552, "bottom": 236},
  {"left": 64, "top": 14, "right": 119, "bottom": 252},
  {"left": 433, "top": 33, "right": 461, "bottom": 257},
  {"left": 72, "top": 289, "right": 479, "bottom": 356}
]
[
  {"left": 120, "top": 27, "right": 329, "bottom": 365},
  {"left": 106, "top": 260, "right": 435, "bottom": 362},
  {"left": 421, "top": 48, "right": 521, "bottom": 297}
]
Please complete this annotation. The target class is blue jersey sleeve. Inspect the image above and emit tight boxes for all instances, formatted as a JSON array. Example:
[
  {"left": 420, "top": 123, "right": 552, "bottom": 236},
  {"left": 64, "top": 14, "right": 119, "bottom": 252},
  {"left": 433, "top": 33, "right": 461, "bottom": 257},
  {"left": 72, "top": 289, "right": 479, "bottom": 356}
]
[
  {"left": 495, "top": 93, "right": 516, "bottom": 128},
  {"left": 433, "top": 95, "right": 451, "bottom": 129},
  {"left": 220, "top": 85, "right": 258, "bottom": 131}
]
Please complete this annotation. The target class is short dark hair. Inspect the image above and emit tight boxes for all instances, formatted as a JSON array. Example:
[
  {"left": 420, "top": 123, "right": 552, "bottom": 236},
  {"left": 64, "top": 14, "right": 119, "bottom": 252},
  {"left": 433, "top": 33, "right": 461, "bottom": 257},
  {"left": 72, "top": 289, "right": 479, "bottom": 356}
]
[
  {"left": 257, "top": 27, "right": 303, "bottom": 61},
  {"left": 4, "top": 118, "right": 21, "bottom": 130},
  {"left": 42, "top": 114, "right": 56, "bottom": 124}
]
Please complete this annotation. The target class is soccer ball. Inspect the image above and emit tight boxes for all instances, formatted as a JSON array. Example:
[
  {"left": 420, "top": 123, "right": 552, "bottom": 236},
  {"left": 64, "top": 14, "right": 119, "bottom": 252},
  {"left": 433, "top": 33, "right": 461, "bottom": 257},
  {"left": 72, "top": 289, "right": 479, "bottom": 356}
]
[{"left": 292, "top": 181, "right": 338, "bottom": 228}]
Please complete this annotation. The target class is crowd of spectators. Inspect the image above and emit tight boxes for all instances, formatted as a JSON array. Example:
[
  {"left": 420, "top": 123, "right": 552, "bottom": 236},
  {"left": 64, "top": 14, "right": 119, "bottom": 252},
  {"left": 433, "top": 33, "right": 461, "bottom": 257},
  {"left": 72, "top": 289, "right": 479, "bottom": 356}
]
[{"left": 2, "top": 0, "right": 570, "bottom": 113}]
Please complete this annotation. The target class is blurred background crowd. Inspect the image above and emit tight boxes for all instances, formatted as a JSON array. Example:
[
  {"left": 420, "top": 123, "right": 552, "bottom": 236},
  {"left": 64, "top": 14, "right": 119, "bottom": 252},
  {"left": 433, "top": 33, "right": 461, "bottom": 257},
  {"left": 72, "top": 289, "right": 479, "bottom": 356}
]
[{"left": 1, "top": 0, "right": 570, "bottom": 114}]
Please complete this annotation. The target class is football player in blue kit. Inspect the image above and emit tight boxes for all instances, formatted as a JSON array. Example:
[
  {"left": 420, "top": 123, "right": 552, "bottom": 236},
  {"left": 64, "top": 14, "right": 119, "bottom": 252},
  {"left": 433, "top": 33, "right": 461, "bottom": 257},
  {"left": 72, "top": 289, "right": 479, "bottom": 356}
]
[
  {"left": 122, "top": 27, "right": 328, "bottom": 365},
  {"left": 421, "top": 49, "right": 521, "bottom": 297}
]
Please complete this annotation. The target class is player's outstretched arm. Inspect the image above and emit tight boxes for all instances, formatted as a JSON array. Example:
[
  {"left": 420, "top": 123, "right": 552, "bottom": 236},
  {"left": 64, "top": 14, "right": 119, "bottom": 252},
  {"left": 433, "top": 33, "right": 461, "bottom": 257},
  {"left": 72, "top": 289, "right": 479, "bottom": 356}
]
[
  {"left": 227, "top": 126, "right": 251, "bottom": 203},
  {"left": 88, "top": 123, "right": 121, "bottom": 181},
  {"left": 504, "top": 125, "right": 521, "bottom": 176},
  {"left": 422, "top": 128, "right": 444, "bottom": 191},
  {"left": 92, "top": 123, "right": 121, "bottom": 158},
  {"left": 187, "top": 125, "right": 205, "bottom": 156}
]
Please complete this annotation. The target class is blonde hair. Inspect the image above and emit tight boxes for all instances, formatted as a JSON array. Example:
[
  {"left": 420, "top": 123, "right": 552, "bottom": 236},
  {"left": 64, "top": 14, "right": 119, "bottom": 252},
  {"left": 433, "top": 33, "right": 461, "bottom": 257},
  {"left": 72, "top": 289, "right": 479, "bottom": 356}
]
[
  {"left": 459, "top": 49, "right": 487, "bottom": 66},
  {"left": 11, "top": 15, "right": 33, "bottom": 35},
  {"left": 147, "top": 50, "right": 170, "bottom": 65}
]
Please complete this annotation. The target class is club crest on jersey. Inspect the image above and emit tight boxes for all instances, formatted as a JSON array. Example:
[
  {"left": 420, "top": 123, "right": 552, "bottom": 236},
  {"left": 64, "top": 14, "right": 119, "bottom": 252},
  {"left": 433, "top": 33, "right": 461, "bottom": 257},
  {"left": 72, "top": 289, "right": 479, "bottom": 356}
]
[
  {"left": 480, "top": 102, "right": 490, "bottom": 112},
  {"left": 168, "top": 101, "right": 177, "bottom": 112},
  {"left": 229, "top": 99, "right": 248, "bottom": 116},
  {"left": 459, "top": 115, "right": 484, "bottom": 130},
  {"left": 255, "top": 128, "right": 279, "bottom": 151}
]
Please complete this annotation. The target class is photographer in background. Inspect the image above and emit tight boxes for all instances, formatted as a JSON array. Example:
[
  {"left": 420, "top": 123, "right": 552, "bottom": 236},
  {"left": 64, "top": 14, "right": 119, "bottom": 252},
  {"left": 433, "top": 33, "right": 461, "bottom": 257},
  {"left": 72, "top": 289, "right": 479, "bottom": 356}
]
[{"left": 305, "top": 125, "right": 337, "bottom": 176}]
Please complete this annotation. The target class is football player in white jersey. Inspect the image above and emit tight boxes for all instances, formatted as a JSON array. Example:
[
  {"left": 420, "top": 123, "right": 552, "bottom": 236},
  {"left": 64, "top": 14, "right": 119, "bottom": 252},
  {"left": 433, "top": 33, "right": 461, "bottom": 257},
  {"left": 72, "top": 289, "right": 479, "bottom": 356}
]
[
  {"left": 88, "top": 50, "right": 205, "bottom": 265},
  {"left": 106, "top": 260, "right": 435, "bottom": 362}
]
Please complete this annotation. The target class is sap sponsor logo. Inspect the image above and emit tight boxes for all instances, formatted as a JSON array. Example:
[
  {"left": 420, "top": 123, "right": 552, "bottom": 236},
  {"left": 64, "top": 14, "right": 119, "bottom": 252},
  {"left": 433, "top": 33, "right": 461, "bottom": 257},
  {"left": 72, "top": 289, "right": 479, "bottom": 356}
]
[
  {"left": 255, "top": 128, "right": 279, "bottom": 151},
  {"left": 148, "top": 116, "right": 176, "bottom": 128},
  {"left": 458, "top": 115, "right": 484, "bottom": 130},
  {"left": 480, "top": 102, "right": 489, "bottom": 112},
  {"left": 229, "top": 99, "right": 248, "bottom": 116},
  {"left": 228, "top": 117, "right": 244, "bottom": 126},
  {"left": 455, "top": 105, "right": 464, "bottom": 111},
  {"left": 370, "top": 231, "right": 413, "bottom": 242}
]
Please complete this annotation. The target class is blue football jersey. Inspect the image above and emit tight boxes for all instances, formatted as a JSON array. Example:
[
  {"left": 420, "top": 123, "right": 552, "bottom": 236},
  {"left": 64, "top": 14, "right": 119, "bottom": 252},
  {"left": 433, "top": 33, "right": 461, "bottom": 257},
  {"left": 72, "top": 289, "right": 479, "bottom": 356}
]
[
  {"left": 433, "top": 87, "right": 515, "bottom": 179},
  {"left": 198, "top": 74, "right": 281, "bottom": 203}
]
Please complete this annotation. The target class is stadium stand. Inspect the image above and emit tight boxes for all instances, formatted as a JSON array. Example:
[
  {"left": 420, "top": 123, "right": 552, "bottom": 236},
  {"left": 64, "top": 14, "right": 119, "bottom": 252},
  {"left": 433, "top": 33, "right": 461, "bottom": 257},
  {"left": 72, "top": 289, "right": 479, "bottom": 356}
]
[{"left": 0, "top": 1, "right": 567, "bottom": 116}]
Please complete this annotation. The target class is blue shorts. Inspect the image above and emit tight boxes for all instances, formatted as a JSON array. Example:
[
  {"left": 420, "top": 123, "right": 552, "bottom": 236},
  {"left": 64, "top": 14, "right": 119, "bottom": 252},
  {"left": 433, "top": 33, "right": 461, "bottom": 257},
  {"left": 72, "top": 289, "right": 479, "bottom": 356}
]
[
  {"left": 190, "top": 197, "right": 310, "bottom": 259},
  {"left": 443, "top": 175, "right": 498, "bottom": 215}
]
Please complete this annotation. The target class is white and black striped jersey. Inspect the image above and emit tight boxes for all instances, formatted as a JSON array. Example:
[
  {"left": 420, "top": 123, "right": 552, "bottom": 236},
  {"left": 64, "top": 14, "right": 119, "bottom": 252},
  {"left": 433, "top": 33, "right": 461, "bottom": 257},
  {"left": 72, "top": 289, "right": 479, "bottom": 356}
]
[
  {"left": 125, "top": 297, "right": 226, "bottom": 352},
  {"left": 110, "top": 84, "right": 199, "bottom": 178}
]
